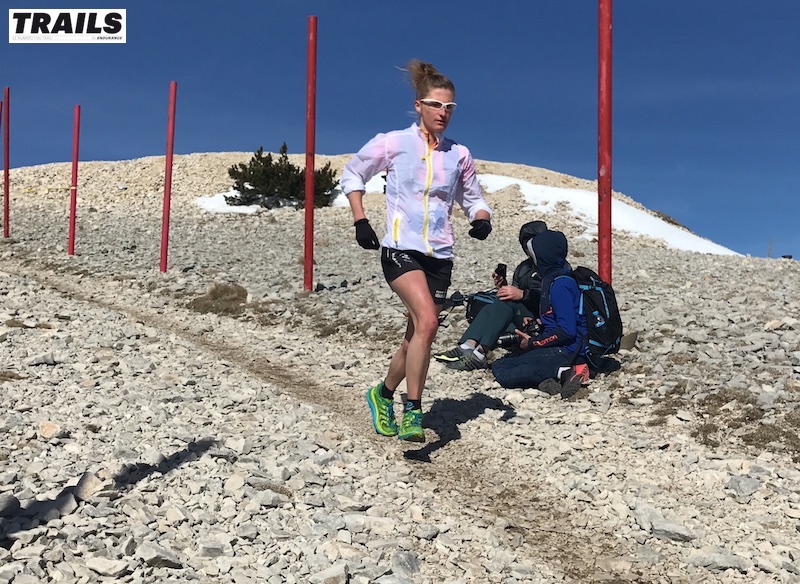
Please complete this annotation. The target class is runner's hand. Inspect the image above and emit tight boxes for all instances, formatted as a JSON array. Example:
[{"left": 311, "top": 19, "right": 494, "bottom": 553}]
[
  {"left": 468, "top": 219, "right": 492, "bottom": 240},
  {"left": 354, "top": 219, "right": 380, "bottom": 249}
]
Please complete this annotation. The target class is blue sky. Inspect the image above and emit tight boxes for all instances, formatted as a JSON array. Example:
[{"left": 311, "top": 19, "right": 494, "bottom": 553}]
[{"left": 3, "top": 1, "right": 799, "bottom": 259}]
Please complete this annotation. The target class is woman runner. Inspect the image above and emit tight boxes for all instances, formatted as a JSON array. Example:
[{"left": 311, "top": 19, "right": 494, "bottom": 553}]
[{"left": 340, "top": 59, "right": 493, "bottom": 442}]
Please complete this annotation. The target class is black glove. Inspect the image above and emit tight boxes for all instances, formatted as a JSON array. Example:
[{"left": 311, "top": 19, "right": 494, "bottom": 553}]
[
  {"left": 468, "top": 219, "right": 492, "bottom": 240},
  {"left": 354, "top": 218, "right": 380, "bottom": 249}
]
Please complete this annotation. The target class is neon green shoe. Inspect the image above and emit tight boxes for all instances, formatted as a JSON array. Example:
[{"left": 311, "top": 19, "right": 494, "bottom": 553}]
[
  {"left": 366, "top": 383, "right": 397, "bottom": 437},
  {"left": 398, "top": 408, "right": 425, "bottom": 443}
]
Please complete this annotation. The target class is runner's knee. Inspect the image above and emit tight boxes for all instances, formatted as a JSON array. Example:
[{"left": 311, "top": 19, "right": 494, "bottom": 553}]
[{"left": 413, "top": 313, "right": 440, "bottom": 344}]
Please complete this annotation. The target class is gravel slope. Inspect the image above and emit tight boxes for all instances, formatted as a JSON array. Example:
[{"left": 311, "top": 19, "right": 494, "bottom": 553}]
[{"left": 1, "top": 152, "right": 799, "bottom": 584}]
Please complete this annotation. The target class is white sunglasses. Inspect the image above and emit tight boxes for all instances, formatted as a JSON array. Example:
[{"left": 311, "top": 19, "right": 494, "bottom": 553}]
[{"left": 419, "top": 98, "right": 457, "bottom": 113}]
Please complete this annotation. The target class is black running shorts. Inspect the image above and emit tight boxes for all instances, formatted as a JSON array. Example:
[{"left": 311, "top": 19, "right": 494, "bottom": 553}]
[{"left": 381, "top": 247, "right": 453, "bottom": 304}]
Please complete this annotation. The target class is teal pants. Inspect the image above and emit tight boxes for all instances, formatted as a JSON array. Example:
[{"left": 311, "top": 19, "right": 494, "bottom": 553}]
[{"left": 460, "top": 300, "right": 534, "bottom": 349}]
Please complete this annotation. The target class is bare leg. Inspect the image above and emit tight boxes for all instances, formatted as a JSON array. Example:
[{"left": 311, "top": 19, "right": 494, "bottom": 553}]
[{"left": 384, "top": 271, "right": 441, "bottom": 402}]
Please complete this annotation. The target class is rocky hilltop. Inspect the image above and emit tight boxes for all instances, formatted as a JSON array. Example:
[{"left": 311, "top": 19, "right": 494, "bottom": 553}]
[{"left": 1, "top": 152, "right": 799, "bottom": 583}]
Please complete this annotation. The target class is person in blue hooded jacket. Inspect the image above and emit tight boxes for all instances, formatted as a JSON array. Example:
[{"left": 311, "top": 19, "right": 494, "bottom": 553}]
[
  {"left": 490, "top": 229, "right": 591, "bottom": 399},
  {"left": 434, "top": 220, "right": 548, "bottom": 371}
]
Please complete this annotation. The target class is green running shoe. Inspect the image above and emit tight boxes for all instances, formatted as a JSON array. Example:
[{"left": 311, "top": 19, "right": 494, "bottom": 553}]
[
  {"left": 398, "top": 408, "right": 425, "bottom": 443},
  {"left": 366, "top": 383, "right": 397, "bottom": 437}
]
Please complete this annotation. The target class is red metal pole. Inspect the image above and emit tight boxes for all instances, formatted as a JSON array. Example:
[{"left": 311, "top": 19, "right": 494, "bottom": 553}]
[
  {"left": 160, "top": 81, "right": 177, "bottom": 273},
  {"left": 68, "top": 105, "right": 81, "bottom": 255},
  {"left": 0, "top": 99, "right": 3, "bottom": 238},
  {"left": 303, "top": 15, "right": 318, "bottom": 292},
  {"left": 598, "top": 0, "right": 613, "bottom": 284},
  {"left": 3, "top": 87, "right": 9, "bottom": 239}
]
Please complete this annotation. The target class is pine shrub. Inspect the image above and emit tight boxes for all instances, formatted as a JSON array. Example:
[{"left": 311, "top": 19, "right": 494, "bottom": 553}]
[{"left": 226, "top": 144, "right": 338, "bottom": 209}]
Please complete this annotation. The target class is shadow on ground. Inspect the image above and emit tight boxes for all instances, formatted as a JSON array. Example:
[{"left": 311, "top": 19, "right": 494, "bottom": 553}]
[
  {"left": 0, "top": 438, "right": 217, "bottom": 548},
  {"left": 404, "top": 393, "right": 516, "bottom": 463},
  {"left": 113, "top": 438, "right": 218, "bottom": 489}
]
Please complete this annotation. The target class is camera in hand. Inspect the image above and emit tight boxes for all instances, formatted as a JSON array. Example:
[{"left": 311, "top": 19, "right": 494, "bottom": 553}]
[
  {"left": 493, "top": 320, "right": 542, "bottom": 349},
  {"left": 495, "top": 333, "right": 519, "bottom": 348},
  {"left": 524, "top": 319, "right": 542, "bottom": 337}
]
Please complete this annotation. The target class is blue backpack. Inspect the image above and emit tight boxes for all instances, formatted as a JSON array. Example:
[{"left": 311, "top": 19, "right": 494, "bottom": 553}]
[{"left": 569, "top": 266, "right": 623, "bottom": 367}]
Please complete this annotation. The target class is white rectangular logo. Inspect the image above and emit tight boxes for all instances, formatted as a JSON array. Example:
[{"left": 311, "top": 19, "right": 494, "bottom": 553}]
[{"left": 9, "top": 9, "right": 126, "bottom": 43}]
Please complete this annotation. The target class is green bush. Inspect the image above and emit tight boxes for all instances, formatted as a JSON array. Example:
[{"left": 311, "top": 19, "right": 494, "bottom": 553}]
[{"left": 226, "top": 143, "right": 338, "bottom": 209}]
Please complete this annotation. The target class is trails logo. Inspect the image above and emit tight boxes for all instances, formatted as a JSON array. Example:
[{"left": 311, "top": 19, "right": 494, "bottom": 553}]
[{"left": 9, "top": 9, "right": 126, "bottom": 43}]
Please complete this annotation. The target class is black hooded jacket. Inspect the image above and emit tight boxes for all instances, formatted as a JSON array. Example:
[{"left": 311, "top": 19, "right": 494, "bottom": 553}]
[
  {"left": 511, "top": 260, "right": 541, "bottom": 315},
  {"left": 510, "top": 221, "right": 547, "bottom": 316}
]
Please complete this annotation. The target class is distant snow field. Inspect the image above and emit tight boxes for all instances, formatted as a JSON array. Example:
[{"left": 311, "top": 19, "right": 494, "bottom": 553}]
[{"left": 478, "top": 174, "right": 739, "bottom": 256}]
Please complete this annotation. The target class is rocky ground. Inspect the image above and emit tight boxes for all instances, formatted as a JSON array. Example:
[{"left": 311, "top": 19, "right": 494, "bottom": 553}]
[{"left": 1, "top": 152, "right": 799, "bottom": 584}]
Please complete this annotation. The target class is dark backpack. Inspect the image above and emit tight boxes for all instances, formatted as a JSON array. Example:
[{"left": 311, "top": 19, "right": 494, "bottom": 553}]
[
  {"left": 439, "top": 289, "right": 498, "bottom": 326},
  {"left": 569, "top": 266, "right": 623, "bottom": 367},
  {"left": 465, "top": 291, "right": 498, "bottom": 323}
]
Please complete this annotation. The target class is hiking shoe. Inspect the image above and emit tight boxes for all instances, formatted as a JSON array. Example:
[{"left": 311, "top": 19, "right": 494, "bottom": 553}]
[
  {"left": 537, "top": 378, "right": 562, "bottom": 396},
  {"left": 560, "top": 364, "right": 590, "bottom": 400},
  {"left": 444, "top": 352, "right": 487, "bottom": 371},
  {"left": 434, "top": 346, "right": 470, "bottom": 363},
  {"left": 366, "top": 383, "right": 398, "bottom": 436},
  {"left": 398, "top": 409, "right": 425, "bottom": 443}
]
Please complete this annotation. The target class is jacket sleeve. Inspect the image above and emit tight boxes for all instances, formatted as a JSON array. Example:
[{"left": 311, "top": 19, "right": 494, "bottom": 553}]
[
  {"left": 340, "top": 133, "right": 389, "bottom": 196},
  {"left": 528, "top": 279, "right": 579, "bottom": 349},
  {"left": 513, "top": 261, "right": 542, "bottom": 308},
  {"left": 453, "top": 146, "right": 492, "bottom": 221},
  {"left": 511, "top": 262, "right": 524, "bottom": 288}
]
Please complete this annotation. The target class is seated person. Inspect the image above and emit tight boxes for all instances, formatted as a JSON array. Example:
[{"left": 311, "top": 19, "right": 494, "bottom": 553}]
[
  {"left": 434, "top": 220, "right": 548, "bottom": 371},
  {"left": 490, "top": 229, "right": 590, "bottom": 399}
]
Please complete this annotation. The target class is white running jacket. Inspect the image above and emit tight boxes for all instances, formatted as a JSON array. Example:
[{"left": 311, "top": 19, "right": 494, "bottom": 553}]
[{"left": 340, "top": 124, "right": 492, "bottom": 260}]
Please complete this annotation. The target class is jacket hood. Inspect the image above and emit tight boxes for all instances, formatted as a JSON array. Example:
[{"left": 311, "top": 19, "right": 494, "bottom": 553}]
[
  {"left": 531, "top": 230, "right": 569, "bottom": 278},
  {"left": 533, "top": 230, "right": 571, "bottom": 314},
  {"left": 519, "top": 220, "right": 548, "bottom": 255}
]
